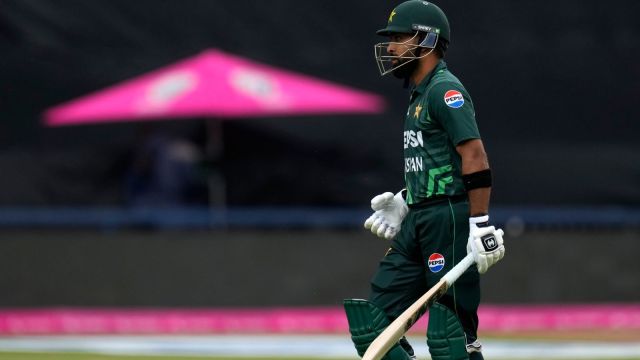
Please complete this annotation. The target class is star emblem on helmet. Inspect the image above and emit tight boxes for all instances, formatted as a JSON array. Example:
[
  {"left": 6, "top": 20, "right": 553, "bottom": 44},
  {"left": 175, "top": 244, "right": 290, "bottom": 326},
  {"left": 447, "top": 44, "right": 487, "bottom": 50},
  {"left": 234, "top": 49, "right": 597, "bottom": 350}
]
[{"left": 388, "top": 10, "right": 397, "bottom": 23}]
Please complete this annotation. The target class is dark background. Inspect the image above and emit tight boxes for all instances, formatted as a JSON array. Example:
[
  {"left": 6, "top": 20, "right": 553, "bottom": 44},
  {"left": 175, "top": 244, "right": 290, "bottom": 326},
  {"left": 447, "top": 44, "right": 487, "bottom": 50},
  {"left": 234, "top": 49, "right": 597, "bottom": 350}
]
[
  {"left": 2, "top": 0, "right": 639, "bottom": 206},
  {"left": 0, "top": 0, "right": 639, "bottom": 307},
  {"left": 1, "top": 229, "right": 639, "bottom": 306}
]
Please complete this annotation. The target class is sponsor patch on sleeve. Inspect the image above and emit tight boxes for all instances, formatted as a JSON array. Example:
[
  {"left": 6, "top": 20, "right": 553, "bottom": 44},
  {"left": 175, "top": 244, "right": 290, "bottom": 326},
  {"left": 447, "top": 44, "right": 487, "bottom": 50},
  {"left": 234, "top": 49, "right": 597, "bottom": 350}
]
[{"left": 444, "top": 90, "right": 464, "bottom": 108}]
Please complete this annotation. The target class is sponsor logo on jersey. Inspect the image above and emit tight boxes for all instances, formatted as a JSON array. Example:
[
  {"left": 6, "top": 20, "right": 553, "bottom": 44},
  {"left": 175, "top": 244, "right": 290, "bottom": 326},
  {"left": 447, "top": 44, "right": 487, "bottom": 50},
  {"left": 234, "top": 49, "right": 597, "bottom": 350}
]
[
  {"left": 428, "top": 253, "right": 445, "bottom": 273},
  {"left": 444, "top": 90, "right": 464, "bottom": 108},
  {"left": 403, "top": 130, "right": 423, "bottom": 149}
]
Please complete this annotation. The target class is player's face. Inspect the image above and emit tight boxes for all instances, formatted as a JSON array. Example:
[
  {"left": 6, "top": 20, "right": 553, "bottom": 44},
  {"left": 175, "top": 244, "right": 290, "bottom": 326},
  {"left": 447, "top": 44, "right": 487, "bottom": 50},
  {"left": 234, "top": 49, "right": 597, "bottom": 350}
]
[
  {"left": 387, "top": 33, "right": 420, "bottom": 67},
  {"left": 374, "top": 31, "right": 423, "bottom": 77}
]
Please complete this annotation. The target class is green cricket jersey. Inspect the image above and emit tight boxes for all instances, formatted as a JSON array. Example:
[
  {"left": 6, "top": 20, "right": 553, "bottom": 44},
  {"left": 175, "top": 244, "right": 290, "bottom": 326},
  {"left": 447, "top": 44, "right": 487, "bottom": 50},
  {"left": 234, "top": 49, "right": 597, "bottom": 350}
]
[{"left": 403, "top": 60, "right": 480, "bottom": 205}]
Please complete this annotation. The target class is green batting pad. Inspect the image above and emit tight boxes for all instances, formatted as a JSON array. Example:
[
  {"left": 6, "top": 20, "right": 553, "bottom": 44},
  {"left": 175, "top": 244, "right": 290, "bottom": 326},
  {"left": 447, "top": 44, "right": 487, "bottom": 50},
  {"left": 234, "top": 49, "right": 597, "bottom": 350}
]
[
  {"left": 343, "top": 299, "right": 413, "bottom": 360},
  {"left": 427, "top": 303, "right": 469, "bottom": 360}
]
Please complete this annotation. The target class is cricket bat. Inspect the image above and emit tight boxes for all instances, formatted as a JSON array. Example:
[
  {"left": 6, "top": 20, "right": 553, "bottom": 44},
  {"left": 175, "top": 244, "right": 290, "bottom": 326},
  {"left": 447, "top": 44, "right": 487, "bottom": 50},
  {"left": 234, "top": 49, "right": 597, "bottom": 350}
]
[{"left": 361, "top": 252, "right": 478, "bottom": 360}]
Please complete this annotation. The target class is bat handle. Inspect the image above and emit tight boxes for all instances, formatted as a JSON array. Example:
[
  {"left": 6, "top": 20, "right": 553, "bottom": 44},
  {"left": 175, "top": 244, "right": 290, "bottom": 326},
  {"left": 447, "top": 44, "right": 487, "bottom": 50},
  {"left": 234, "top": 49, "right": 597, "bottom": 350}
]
[{"left": 442, "top": 253, "right": 475, "bottom": 286}]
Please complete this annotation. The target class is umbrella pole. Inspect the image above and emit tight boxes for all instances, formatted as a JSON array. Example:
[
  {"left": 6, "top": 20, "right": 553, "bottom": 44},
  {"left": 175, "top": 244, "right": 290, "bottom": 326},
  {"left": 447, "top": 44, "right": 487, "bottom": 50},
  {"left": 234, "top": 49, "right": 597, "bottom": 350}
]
[{"left": 206, "top": 119, "right": 227, "bottom": 209}]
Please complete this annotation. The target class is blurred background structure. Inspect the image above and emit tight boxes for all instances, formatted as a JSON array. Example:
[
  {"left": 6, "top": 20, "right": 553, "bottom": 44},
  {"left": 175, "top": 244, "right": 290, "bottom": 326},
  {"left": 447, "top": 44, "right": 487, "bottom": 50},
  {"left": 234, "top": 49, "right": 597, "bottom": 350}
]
[{"left": 0, "top": 0, "right": 639, "bottom": 358}]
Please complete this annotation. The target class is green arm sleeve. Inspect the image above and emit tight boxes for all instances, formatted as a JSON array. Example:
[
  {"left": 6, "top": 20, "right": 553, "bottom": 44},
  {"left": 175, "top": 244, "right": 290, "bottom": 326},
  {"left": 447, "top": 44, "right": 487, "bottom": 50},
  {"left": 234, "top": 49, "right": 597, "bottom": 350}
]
[{"left": 427, "top": 81, "right": 481, "bottom": 145}]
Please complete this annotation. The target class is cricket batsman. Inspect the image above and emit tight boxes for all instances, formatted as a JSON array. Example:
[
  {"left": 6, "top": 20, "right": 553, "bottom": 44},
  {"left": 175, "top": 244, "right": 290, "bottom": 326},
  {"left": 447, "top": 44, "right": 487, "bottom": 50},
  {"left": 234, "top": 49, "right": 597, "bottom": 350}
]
[{"left": 344, "top": 1, "right": 506, "bottom": 360}]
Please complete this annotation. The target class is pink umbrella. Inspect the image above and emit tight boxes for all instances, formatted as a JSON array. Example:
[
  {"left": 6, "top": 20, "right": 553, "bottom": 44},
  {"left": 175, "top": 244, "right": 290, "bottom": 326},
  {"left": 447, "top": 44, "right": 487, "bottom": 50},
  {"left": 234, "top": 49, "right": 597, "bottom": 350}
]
[{"left": 44, "top": 49, "right": 385, "bottom": 126}]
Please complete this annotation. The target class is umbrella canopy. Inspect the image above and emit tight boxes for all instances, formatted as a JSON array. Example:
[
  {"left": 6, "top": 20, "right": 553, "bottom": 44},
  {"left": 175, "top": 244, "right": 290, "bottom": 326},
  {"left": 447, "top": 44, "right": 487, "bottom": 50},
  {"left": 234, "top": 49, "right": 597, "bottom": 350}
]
[{"left": 44, "top": 49, "right": 385, "bottom": 126}]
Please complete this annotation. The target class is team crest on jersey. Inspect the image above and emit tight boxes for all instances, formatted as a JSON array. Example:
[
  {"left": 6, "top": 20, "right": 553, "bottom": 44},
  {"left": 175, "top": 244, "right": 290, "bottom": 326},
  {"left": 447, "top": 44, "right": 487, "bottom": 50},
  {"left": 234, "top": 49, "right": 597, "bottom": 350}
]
[
  {"left": 428, "top": 253, "right": 445, "bottom": 273},
  {"left": 444, "top": 90, "right": 464, "bottom": 108}
]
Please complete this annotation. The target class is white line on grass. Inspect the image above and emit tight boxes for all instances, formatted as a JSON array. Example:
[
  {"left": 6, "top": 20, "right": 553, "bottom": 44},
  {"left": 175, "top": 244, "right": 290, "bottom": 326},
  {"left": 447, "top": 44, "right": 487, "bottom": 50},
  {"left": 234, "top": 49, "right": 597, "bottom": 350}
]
[{"left": 0, "top": 335, "right": 638, "bottom": 359}]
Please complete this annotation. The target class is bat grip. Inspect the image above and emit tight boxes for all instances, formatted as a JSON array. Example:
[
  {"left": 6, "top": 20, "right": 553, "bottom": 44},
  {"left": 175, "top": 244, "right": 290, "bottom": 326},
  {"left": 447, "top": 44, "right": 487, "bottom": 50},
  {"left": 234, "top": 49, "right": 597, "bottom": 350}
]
[{"left": 442, "top": 253, "right": 475, "bottom": 286}]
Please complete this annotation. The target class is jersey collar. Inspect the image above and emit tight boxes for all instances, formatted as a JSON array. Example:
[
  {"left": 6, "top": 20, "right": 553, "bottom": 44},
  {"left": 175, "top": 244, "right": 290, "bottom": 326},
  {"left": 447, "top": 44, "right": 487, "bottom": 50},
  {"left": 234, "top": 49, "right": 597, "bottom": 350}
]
[{"left": 412, "top": 60, "right": 447, "bottom": 96}]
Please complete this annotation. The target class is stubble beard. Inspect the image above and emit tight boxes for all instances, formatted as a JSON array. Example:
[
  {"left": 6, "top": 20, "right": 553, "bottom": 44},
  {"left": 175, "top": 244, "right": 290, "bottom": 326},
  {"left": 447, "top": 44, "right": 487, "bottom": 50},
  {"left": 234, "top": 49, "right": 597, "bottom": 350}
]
[{"left": 391, "top": 57, "right": 419, "bottom": 79}]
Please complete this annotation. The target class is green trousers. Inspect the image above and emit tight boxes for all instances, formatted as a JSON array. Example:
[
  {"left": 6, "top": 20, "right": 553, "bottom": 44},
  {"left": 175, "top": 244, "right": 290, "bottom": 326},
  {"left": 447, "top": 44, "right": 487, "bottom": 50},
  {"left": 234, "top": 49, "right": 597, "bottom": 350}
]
[{"left": 369, "top": 196, "right": 481, "bottom": 349}]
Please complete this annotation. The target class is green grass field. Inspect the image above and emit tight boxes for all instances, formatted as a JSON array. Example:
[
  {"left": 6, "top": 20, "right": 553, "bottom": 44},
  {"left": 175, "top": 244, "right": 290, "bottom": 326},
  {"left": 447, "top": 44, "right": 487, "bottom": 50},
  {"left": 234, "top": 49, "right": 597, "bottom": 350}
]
[{"left": 1, "top": 354, "right": 640, "bottom": 360}]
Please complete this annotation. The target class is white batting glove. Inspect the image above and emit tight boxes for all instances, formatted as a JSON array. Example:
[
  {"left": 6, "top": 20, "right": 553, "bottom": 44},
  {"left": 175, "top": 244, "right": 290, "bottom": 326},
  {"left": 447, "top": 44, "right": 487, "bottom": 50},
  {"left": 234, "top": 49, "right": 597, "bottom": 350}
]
[
  {"left": 467, "top": 215, "right": 506, "bottom": 274},
  {"left": 363, "top": 190, "right": 408, "bottom": 240}
]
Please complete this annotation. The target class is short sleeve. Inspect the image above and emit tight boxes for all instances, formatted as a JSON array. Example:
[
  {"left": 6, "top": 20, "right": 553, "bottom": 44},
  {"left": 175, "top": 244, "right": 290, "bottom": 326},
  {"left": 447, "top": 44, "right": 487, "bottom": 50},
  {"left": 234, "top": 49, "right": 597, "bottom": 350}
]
[{"left": 427, "top": 81, "right": 480, "bottom": 145}]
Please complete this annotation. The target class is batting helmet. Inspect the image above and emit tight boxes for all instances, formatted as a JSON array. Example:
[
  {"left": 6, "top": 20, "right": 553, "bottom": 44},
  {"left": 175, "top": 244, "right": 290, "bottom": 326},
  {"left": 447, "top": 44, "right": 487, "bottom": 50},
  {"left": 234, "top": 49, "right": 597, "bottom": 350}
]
[{"left": 375, "top": 1, "right": 450, "bottom": 76}]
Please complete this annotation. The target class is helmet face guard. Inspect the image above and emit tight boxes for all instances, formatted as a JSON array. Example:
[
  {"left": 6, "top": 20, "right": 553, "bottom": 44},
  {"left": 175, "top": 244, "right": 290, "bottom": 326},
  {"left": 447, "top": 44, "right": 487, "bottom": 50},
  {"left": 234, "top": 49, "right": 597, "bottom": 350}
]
[{"left": 374, "top": 30, "right": 439, "bottom": 76}]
